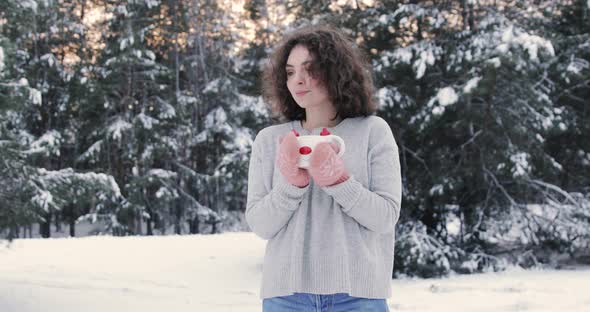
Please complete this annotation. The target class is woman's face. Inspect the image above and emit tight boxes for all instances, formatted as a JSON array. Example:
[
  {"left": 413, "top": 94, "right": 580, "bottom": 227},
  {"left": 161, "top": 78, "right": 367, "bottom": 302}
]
[{"left": 285, "top": 44, "right": 331, "bottom": 111}]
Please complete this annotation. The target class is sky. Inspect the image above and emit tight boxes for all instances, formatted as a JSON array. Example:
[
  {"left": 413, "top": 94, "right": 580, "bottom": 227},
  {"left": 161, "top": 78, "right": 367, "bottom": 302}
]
[{"left": 1, "top": 232, "right": 590, "bottom": 312}]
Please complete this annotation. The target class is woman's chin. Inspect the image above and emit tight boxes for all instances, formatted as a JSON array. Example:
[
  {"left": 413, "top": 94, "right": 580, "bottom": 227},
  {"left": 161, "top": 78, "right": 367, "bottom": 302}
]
[{"left": 295, "top": 102, "right": 307, "bottom": 109}]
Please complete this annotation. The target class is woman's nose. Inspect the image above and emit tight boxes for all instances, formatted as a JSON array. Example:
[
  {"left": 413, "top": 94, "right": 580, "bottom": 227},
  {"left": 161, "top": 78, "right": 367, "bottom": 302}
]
[{"left": 295, "top": 71, "right": 306, "bottom": 84}]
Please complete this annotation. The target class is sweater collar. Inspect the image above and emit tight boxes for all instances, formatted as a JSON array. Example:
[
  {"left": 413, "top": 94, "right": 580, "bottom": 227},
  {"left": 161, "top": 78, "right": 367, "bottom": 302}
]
[{"left": 292, "top": 118, "right": 349, "bottom": 136}]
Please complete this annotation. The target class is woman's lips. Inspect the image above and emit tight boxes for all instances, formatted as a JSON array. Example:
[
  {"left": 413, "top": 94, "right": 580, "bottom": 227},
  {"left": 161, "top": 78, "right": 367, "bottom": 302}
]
[{"left": 295, "top": 91, "right": 309, "bottom": 96}]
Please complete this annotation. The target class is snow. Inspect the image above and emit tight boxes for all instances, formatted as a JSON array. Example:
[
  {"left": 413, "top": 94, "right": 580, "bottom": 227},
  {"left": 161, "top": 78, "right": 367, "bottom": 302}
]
[
  {"left": 34, "top": 168, "right": 122, "bottom": 198},
  {"left": 144, "top": 0, "right": 161, "bottom": 9},
  {"left": 501, "top": 25, "right": 554, "bottom": 61},
  {"left": 233, "top": 127, "right": 253, "bottom": 153},
  {"left": 20, "top": 0, "right": 38, "bottom": 13},
  {"left": 566, "top": 57, "right": 589, "bottom": 75},
  {"left": 78, "top": 140, "right": 103, "bottom": 162},
  {"left": 392, "top": 47, "right": 413, "bottom": 64},
  {"left": 463, "top": 77, "right": 481, "bottom": 94},
  {"left": 146, "top": 168, "right": 177, "bottom": 180},
  {"left": 415, "top": 49, "right": 436, "bottom": 79},
  {"left": 510, "top": 152, "right": 531, "bottom": 177},
  {"left": 429, "top": 184, "right": 444, "bottom": 196},
  {"left": 157, "top": 98, "right": 176, "bottom": 119},
  {"left": 378, "top": 41, "right": 441, "bottom": 79},
  {"left": 205, "top": 107, "right": 232, "bottom": 136},
  {"left": 437, "top": 87, "right": 458, "bottom": 106},
  {"left": 1, "top": 233, "right": 590, "bottom": 312},
  {"left": 160, "top": 135, "right": 179, "bottom": 152},
  {"left": 155, "top": 186, "right": 176, "bottom": 199},
  {"left": 194, "top": 130, "right": 207, "bottom": 144},
  {"left": 119, "top": 36, "right": 134, "bottom": 51},
  {"left": 30, "top": 190, "right": 55, "bottom": 212},
  {"left": 116, "top": 5, "right": 129, "bottom": 17},
  {"left": 432, "top": 106, "right": 445, "bottom": 116},
  {"left": 208, "top": 106, "right": 228, "bottom": 126},
  {"left": 391, "top": 4, "right": 444, "bottom": 27},
  {"left": 377, "top": 87, "right": 396, "bottom": 108},
  {"left": 377, "top": 87, "right": 413, "bottom": 112},
  {"left": 145, "top": 50, "right": 156, "bottom": 61},
  {"left": 26, "top": 130, "right": 61, "bottom": 156},
  {"left": 487, "top": 57, "right": 501, "bottom": 68},
  {"left": 136, "top": 112, "right": 159, "bottom": 129},
  {"left": 541, "top": 115, "right": 553, "bottom": 130},
  {"left": 177, "top": 94, "right": 197, "bottom": 105},
  {"left": 40, "top": 53, "right": 57, "bottom": 68},
  {"left": 501, "top": 25, "right": 514, "bottom": 42},
  {"left": 235, "top": 94, "right": 269, "bottom": 119},
  {"left": 445, "top": 213, "right": 461, "bottom": 237},
  {"left": 141, "top": 145, "right": 154, "bottom": 161},
  {"left": 29, "top": 87, "right": 42, "bottom": 105},
  {"left": 427, "top": 87, "right": 458, "bottom": 116},
  {"left": 107, "top": 117, "right": 132, "bottom": 141},
  {"left": 203, "top": 78, "right": 230, "bottom": 94},
  {"left": 450, "top": 21, "right": 554, "bottom": 74},
  {"left": 481, "top": 199, "right": 590, "bottom": 252}
]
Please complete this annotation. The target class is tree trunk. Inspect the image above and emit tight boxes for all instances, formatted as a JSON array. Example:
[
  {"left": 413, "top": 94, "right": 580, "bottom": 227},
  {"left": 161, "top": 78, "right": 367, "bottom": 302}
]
[
  {"left": 69, "top": 219, "right": 76, "bottom": 237},
  {"left": 40, "top": 212, "right": 51, "bottom": 238},
  {"left": 146, "top": 210, "right": 153, "bottom": 236},
  {"left": 54, "top": 212, "right": 61, "bottom": 233},
  {"left": 175, "top": 199, "right": 182, "bottom": 234},
  {"left": 26, "top": 224, "right": 33, "bottom": 238},
  {"left": 8, "top": 226, "right": 16, "bottom": 240},
  {"left": 189, "top": 214, "right": 200, "bottom": 234},
  {"left": 461, "top": 0, "right": 469, "bottom": 31},
  {"left": 136, "top": 213, "right": 142, "bottom": 235},
  {"left": 211, "top": 220, "right": 217, "bottom": 234}
]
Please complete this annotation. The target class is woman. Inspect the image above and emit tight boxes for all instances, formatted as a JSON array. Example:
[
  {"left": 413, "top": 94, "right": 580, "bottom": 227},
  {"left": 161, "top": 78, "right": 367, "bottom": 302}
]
[{"left": 246, "top": 24, "right": 402, "bottom": 312}]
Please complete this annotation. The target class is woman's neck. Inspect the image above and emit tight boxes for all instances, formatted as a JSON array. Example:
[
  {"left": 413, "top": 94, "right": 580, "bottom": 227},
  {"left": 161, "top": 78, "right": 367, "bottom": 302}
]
[
  {"left": 301, "top": 106, "right": 342, "bottom": 130},
  {"left": 302, "top": 116, "right": 342, "bottom": 130}
]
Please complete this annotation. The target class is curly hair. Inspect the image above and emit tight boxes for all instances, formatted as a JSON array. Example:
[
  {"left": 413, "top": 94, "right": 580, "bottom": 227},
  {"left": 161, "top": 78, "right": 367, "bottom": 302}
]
[{"left": 261, "top": 24, "right": 377, "bottom": 123}]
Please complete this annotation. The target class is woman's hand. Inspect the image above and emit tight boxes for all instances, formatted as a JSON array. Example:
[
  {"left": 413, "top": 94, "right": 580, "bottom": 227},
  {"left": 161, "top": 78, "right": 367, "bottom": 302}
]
[
  {"left": 275, "top": 130, "right": 310, "bottom": 188},
  {"left": 308, "top": 142, "right": 350, "bottom": 187}
]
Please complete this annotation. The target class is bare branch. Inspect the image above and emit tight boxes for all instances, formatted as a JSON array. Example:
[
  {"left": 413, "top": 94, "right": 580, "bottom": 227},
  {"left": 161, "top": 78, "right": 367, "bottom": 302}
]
[
  {"left": 525, "top": 178, "right": 580, "bottom": 207},
  {"left": 482, "top": 166, "right": 516, "bottom": 207}
]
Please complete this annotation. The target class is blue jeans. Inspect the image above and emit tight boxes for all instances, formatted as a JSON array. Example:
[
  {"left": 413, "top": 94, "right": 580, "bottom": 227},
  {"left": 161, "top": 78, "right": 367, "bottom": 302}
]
[{"left": 262, "top": 292, "right": 390, "bottom": 312}]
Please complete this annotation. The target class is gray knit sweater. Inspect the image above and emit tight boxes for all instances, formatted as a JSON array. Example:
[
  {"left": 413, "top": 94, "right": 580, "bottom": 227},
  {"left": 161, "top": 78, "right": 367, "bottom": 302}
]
[{"left": 246, "top": 115, "right": 402, "bottom": 299}]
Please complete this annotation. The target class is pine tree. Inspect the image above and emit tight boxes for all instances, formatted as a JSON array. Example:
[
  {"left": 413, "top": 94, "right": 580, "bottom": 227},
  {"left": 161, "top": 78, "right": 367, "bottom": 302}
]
[
  {"left": 547, "top": 0, "right": 590, "bottom": 192},
  {"left": 0, "top": 26, "right": 37, "bottom": 240},
  {"left": 369, "top": 0, "right": 590, "bottom": 274},
  {"left": 1, "top": 0, "right": 123, "bottom": 238},
  {"left": 178, "top": 0, "right": 256, "bottom": 233},
  {"left": 76, "top": 0, "right": 175, "bottom": 235}
]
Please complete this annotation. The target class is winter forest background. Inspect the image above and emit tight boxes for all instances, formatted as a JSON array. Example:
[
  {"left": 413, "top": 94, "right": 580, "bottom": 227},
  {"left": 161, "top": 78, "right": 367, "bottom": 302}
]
[{"left": 1, "top": 0, "right": 589, "bottom": 278}]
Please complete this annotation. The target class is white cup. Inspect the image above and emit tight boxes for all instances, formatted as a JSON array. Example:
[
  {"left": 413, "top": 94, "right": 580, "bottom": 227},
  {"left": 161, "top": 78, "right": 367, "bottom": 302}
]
[{"left": 296, "top": 134, "right": 346, "bottom": 169}]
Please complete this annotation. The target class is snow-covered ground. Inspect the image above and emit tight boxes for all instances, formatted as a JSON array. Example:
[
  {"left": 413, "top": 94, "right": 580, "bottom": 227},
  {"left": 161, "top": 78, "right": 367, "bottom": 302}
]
[{"left": 1, "top": 232, "right": 589, "bottom": 312}]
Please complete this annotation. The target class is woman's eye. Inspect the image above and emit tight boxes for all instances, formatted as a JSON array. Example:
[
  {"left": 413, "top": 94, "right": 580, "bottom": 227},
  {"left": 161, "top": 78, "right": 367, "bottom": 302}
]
[{"left": 286, "top": 71, "right": 293, "bottom": 76}]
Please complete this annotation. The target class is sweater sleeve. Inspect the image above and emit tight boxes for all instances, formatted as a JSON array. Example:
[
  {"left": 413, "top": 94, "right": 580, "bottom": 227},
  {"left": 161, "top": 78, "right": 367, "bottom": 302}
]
[
  {"left": 245, "top": 130, "right": 309, "bottom": 240},
  {"left": 321, "top": 118, "right": 402, "bottom": 234}
]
